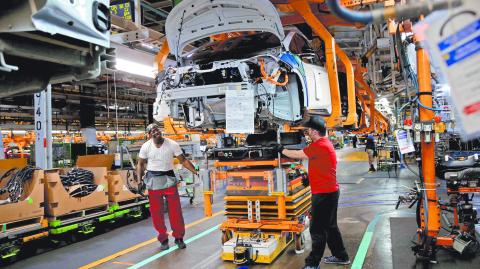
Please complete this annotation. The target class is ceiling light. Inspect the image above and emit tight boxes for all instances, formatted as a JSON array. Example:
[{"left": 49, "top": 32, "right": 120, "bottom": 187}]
[{"left": 115, "top": 58, "right": 157, "bottom": 78}]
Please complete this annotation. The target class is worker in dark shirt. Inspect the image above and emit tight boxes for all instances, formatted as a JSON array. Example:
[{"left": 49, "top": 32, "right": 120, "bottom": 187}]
[
  {"left": 365, "top": 134, "right": 376, "bottom": 172},
  {"left": 275, "top": 115, "right": 350, "bottom": 269}
]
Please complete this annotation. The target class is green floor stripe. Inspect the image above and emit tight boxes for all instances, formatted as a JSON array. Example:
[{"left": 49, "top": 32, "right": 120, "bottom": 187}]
[
  {"left": 128, "top": 224, "right": 220, "bottom": 269},
  {"left": 351, "top": 213, "right": 382, "bottom": 269}
]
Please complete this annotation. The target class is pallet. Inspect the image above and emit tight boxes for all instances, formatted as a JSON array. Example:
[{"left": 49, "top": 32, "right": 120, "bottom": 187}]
[
  {"left": 0, "top": 216, "right": 45, "bottom": 239},
  {"left": 48, "top": 204, "right": 109, "bottom": 225},
  {"left": 113, "top": 197, "right": 149, "bottom": 210}
]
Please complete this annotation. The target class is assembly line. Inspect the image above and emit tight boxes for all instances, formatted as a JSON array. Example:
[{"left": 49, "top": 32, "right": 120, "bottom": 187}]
[{"left": 1, "top": 1, "right": 480, "bottom": 269}]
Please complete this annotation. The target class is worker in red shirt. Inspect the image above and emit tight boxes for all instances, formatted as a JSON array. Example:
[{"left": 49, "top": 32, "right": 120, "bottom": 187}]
[{"left": 276, "top": 115, "right": 349, "bottom": 269}]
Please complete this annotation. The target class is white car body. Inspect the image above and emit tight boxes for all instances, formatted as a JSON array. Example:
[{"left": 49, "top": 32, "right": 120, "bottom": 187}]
[{"left": 154, "top": 0, "right": 332, "bottom": 131}]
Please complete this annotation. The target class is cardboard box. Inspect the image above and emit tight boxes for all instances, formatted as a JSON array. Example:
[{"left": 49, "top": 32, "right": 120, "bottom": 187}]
[
  {"left": 0, "top": 158, "right": 27, "bottom": 170},
  {"left": 107, "top": 170, "right": 144, "bottom": 203},
  {"left": 44, "top": 167, "right": 109, "bottom": 217},
  {"left": 77, "top": 154, "right": 114, "bottom": 168},
  {"left": 0, "top": 169, "right": 44, "bottom": 225}
]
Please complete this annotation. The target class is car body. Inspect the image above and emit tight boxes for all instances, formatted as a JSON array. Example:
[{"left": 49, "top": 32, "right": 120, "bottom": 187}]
[
  {"left": 153, "top": 0, "right": 332, "bottom": 132},
  {"left": 0, "top": 0, "right": 111, "bottom": 97}
]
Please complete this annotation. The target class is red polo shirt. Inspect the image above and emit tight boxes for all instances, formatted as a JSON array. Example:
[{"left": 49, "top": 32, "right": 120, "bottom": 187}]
[{"left": 303, "top": 137, "right": 338, "bottom": 194}]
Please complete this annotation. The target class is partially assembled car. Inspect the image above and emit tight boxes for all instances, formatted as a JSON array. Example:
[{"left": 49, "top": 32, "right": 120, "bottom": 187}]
[{"left": 153, "top": 0, "right": 333, "bottom": 132}]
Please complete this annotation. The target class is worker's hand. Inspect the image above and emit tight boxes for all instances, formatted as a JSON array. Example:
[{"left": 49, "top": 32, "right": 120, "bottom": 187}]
[
  {"left": 194, "top": 164, "right": 201, "bottom": 176},
  {"left": 271, "top": 143, "right": 284, "bottom": 155},
  {"left": 301, "top": 175, "right": 309, "bottom": 187}
]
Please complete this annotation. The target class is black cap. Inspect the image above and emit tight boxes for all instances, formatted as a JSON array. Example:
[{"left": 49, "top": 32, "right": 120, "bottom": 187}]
[{"left": 302, "top": 115, "right": 327, "bottom": 135}]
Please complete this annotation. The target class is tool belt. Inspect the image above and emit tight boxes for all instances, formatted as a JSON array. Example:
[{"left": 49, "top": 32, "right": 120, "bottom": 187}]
[
  {"left": 146, "top": 170, "right": 175, "bottom": 177},
  {"left": 144, "top": 170, "right": 177, "bottom": 190}
]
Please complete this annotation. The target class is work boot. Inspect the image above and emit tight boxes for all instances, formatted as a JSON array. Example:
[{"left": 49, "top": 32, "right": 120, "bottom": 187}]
[
  {"left": 323, "top": 256, "right": 351, "bottom": 265},
  {"left": 175, "top": 238, "right": 186, "bottom": 249},
  {"left": 160, "top": 239, "right": 169, "bottom": 251}
]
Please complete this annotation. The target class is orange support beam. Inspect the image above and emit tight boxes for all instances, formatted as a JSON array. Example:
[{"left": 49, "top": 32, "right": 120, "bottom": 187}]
[
  {"left": 155, "top": 40, "right": 170, "bottom": 72},
  {"left": 354, "top": 69, "right": 376, "bottom": 133},
  {"left": 374, "top": 108, "right": 390, "bottom": 133},
  {"left": 204, "top": 191, "right": 213, "bottom": 217},
  {"left": 275, "top": 193, "right": 287, "bottom": 220},
  {"left": 289, "top": 0, "right": 342, "bottom": 128},
  {"left": 336, "top": 44, "right": 356, "bottom": 126},
  {"left": 417, "top": 41, "right": 440, "bottom": 237},
  {"left": 357, "top": 93, "right": 367, "bottom": 128}
]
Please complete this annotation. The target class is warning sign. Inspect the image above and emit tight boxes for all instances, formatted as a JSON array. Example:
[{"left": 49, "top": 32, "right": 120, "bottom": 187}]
[
  {"left": 418, "top": 0, "right": 480, "bottom": 139},
  {"left": 395, "top": 130, "right": 415, "bottom": 155}
]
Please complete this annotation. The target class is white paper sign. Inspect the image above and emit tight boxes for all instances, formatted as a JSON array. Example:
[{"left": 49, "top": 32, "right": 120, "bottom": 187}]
[
  {"left": 225, "top": 89, "right": 255, "bottom": 134},
  {"left": 396, "top": 130, "right": 415, "bottom": 154},
  {"left": 34, "top": 91, "right": 47, "bottom": 169},
  {"left": 419, "top": 0, "right": 480, "bottom": 139}
]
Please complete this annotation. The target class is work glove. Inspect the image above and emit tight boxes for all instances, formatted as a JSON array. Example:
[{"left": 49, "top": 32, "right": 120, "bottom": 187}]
[
  {"left": 271, "top": 143, "right": 284, "bottom": 155},
  {"left": 301, "top": 174, "right": 309, "bottom": 187}
]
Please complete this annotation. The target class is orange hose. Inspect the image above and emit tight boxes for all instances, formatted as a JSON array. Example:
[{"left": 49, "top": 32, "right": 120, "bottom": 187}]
[{"left": 259, "top": 59, "right": 289, "bottom": 86}]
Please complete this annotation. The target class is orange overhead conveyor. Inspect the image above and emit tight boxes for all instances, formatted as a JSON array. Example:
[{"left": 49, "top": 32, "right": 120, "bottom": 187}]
[{"left": 289, "top": 0, "right": 342, "bottom": 128}]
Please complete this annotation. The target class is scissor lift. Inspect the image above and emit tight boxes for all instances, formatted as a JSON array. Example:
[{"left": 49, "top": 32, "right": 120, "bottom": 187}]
[{"left": 204, "top": 159, "right": 310, "bottom": 264}]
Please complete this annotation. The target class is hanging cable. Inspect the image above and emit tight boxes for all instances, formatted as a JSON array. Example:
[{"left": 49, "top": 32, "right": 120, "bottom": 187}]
[
  {"left": 126, "top": 169, "right": 146, "bottom": 196},
  {"left": 113, "top": 71, "right": 119, "bottom": 136},
  {"left": 106, "top": 70, "right": 110, "bottom": 129}
]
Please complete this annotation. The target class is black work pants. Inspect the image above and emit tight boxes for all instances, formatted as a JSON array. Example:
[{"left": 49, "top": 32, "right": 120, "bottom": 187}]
[{"left": 305, "top": 191, "right": 349, "bottom": 267}]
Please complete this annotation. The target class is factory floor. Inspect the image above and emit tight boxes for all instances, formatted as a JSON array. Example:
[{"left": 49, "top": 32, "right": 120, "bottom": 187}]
[{"left": 5, "top": 147, "right": 480, "bottom": 269}]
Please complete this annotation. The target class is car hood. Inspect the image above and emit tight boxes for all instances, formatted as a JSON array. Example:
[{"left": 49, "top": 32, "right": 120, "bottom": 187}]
[{"left": 165, "top": 0, "right": 285, "bottom": 59}]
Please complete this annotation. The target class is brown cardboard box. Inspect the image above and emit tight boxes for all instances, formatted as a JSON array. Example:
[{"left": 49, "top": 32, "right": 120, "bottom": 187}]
[
  {"left": 44, "top": 167, "right": 109, "bottom": 218},
  {"left": 0, "top": 169, "right": 44, "bottom": 225},
  {"left": 0, "top": 158, "right": 27, "bottom": 170},
  {"left": 77, "top": 154, "right": 114, "bottom": 168},
  {"left": 107, "top": 170, "right": 144, "bottom": 203}
]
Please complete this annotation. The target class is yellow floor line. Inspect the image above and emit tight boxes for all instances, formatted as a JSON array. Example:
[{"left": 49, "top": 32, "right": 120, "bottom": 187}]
[
  {"left": 342, "top": 151, "right": 369, "bottom": 162},
  {"left": 78, "top": 210, "right": 224, "bottom": 269},
  {"left": 111, "top": 262, "right": 134, "bottom": 266}
]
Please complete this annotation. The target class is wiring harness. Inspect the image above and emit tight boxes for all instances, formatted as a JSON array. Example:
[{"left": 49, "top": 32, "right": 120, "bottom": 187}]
[
  {"left": 0, "top": 166, "right": 37, "bottom": 204},
  {"left": 126, "top": 169, "right": 146, "bottom": 197},
  {"left": 60, "top": 168, "right": 97, "bottom": 198}
]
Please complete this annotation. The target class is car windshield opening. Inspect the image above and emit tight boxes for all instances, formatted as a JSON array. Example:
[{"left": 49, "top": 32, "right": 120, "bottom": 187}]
[{"left": 184, "top": 32, "right": 281, "bottom": 64}]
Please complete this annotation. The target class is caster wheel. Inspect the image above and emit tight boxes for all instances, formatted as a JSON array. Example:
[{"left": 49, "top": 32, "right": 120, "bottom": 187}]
[
  {"left": 221, "top": 230, "right": 233, "bottom": 244},
  {"left": 294, "top": 232, "right": 305, "bottom": 254}
]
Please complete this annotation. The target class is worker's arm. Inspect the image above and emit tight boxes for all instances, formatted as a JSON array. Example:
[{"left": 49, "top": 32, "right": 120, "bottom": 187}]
[
  {"left": 281, "top": 149, "right": 309, "bottom": 160},
  {"left": 136, "top": 158, "right": 147, "bottom": 180},
  {"left": 176, "top": 154, "right": 198, "bottom": 175}
]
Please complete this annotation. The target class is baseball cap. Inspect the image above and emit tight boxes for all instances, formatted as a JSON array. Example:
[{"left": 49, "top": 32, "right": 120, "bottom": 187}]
[
  {"left": 146, "top": 123, "right": 161, "bottom": 134},
  {"left": 302, "top": 115, "right": 327, "bottom": 135}
]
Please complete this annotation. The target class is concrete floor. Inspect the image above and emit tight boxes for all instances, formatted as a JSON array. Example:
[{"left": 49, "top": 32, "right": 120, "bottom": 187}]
[{"left": 5, "top": 147, "right": 476, "bottom": 269}]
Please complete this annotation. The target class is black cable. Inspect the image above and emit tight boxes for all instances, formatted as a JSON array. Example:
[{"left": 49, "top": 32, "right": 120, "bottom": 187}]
[
  {"left": 0, "top": 168, "right": 16, "bottom": 185},
  {"left": 60, "top": 168, "right": 97, "bottom": 198},
  {"left": 0, "top": 166, "right": 37, "bottom": 204}
]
